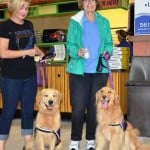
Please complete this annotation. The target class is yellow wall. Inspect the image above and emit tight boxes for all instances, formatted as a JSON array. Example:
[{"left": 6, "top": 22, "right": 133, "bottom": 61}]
[
  {"left": 97, "top": 0, "right": 134, "bottom": 45},
  {"left": 98, "top": 0, "right": 134, "bottom": 28},
  {"left": 99, "top": 9, "right": 128, "bottom": 28},
  {"left": 129, "top": 0, "right": 134, "bottom": 3}
]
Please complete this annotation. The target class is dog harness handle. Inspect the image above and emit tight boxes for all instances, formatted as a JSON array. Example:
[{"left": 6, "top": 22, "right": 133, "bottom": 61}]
[{"left": 109, "top": 118, "right": 128, "bottom": 131}]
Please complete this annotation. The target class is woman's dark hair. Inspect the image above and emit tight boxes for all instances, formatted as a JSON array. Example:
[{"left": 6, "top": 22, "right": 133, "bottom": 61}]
[
  {"left": 78, "top": 0, "right": 100, "bottom": 10},
  {"left": 116, "top": 30, "right": 128, "bottom": 41}
]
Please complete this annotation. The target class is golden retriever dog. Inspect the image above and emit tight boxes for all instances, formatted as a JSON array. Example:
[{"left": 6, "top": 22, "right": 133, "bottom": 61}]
[
  {"left": 26, "top": 88, "right": 62, "bottom": 150},
  {"left": 95, "top": 86, "right": 150, "bottom": 150}
]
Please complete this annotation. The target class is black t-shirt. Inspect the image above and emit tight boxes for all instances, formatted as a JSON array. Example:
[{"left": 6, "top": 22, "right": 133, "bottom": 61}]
[{"left": 0, "top": 19, "right": 36, "bottom": 79}]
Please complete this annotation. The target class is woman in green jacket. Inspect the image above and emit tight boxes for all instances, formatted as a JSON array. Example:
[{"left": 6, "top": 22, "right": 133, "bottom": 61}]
[{"left": 66, "top": 0, "right": 113, "bottom": 149}]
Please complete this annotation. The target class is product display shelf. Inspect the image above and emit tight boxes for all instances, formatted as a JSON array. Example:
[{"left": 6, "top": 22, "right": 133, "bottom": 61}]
[
  {"left": 37, "top": 42, "right": 67, "bottom": 64},
  {"left": 0, "top": 0, "right": 79, "bottom": 20},
  {"left": 28, "top": 1, "right": 79, "bottom": 17},
  {"left": 36, "top": 42, "right": 65, "bottom": 47},
  {"left": 0, "top": 8, "right": 8, "bottom": 20}
]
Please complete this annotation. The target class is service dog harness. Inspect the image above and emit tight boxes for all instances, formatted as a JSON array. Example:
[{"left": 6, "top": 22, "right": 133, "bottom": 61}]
[
  {"left": 109, "top": 118, "right": 128, "bottom": 131},
  {"left": 34, "top": 127, "right": 61, "bottom": 146}
]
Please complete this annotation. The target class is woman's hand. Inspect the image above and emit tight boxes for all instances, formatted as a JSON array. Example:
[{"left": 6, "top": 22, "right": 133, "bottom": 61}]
[
  {"left": 24, "top": 48, "right": 36, "bottom": 57},
  {"left": 35, "top": 45, "right": 45, "bottom": 59},
  {"left": 78, "top": 48, "right": 88, "bottom": 57}
]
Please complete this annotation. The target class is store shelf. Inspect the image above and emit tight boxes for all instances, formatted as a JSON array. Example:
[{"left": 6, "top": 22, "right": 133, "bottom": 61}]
[
  {"left": 28, "top": 1, "right": 79, "bottom": 17},
  {"left": 0, "top": 0, "right": 129, "bottom": 20},
  {"left": 0, "top": 8, "right": 9, "bottom": 20},
  {"left": 0, "top": 1, "right": 79, "bottom": 20},
  {"left": 37, "top": 42, "right": 68, "bottom": 64},
  {"left": 36, "top": 42, "right": 66, "bottom": 47}
]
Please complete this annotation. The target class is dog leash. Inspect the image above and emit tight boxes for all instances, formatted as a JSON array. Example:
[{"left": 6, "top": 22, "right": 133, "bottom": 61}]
[
  {"left": 36, "top": 62, "right": 48, "bottom": 88},
  {"left": 104, "top": 53, "right": 114, "bottom": 89},
  {"left": 36, "top": 51, "right": 56, "bottom": 88},
  {"left": 97, "top": 52, "right": 114, "bottom": 89}
]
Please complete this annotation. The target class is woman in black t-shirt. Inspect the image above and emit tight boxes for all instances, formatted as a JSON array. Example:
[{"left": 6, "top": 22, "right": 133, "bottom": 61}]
[{"left": 0, "top": 0, "right": 44, "bottom": 149}]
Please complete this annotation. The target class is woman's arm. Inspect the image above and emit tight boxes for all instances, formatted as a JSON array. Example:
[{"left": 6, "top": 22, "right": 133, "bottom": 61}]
[
  {"left": 0, "top": 37, "right": 38, "bottom": 59},
  {"left": 34, "top": 45, "right": 44, "bottom": 59}
]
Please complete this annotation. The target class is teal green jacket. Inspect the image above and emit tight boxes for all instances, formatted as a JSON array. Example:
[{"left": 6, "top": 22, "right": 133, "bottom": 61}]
[{"left": 66, "top": 10, "right": 113, "bottom": 75}]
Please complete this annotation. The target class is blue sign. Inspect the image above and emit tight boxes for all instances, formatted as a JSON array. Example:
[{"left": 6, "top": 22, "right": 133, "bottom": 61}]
[
  {"left": 134, "top": 0, "right": 150, "bottom": 35},
  {"left": 135, "top": 14, "right": 150, "bottom": 35}
]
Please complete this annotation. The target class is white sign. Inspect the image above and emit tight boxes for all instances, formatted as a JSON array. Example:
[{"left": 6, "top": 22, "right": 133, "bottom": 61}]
[
  {"left": 53, "top": 44, "right": 66, "bottom": 61},
  {"left": 134, "top": 0, "right": 150, "bottom": 35}
]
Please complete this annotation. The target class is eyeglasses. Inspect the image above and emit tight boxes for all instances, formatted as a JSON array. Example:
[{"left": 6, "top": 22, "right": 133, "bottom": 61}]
[{"left": 83, "top": 0, "right": 96, "bottom": 3}]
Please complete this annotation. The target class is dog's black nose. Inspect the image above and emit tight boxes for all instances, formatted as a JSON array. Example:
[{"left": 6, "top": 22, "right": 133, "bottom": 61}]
[
  {"left": 48, "top": 100, "right": 53, "bottom": 105},
  {"left": 102, "top": 95, "right": 106, "bottom": 99}
]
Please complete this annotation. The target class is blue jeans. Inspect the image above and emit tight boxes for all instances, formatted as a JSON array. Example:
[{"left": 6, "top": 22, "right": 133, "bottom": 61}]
[
  {"left": 69, "top": 73, "right": 108, "bottom": 141},
  {"left": 0, "top": 76, "right": 37, "bottom": 140}
]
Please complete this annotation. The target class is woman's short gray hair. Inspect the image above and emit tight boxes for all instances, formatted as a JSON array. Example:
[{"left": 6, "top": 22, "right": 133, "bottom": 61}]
[{"left": 78, "top": 0, "right": 100, "bottom": 10}]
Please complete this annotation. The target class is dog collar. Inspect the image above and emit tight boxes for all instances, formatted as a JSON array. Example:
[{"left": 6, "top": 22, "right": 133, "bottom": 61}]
[
  {"left": 34, "top": 127, "right": 61, "bottom": 146},
  {"left": 109, "top": 119, "right": 127, "bottom": 131}
]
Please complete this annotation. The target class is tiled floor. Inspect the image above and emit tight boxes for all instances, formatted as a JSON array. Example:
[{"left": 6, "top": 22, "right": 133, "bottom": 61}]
[
  {"left": 5, "top": 119, "right": 87, "bottom": 150},
  {"left": 5, "top": 119, "right": 150, "bottom": 150}
]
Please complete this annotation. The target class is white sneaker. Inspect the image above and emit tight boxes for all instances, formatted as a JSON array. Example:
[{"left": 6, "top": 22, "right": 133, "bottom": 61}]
[
  {"left": 86, "top": 140, "right": 95, "bottom": 150},
  {"left": 69, "top": 140, "right": 80, "bottom": 150}
]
